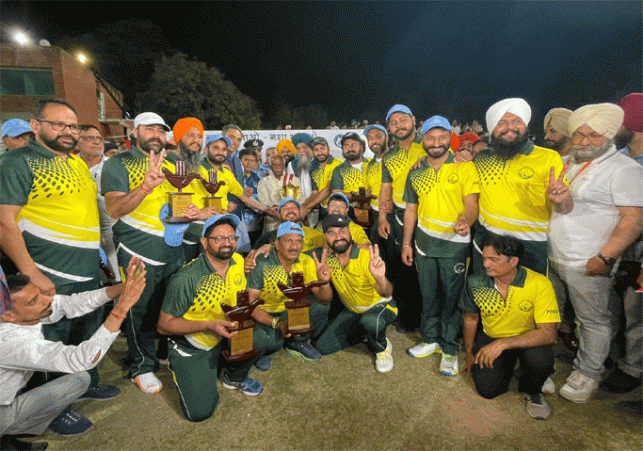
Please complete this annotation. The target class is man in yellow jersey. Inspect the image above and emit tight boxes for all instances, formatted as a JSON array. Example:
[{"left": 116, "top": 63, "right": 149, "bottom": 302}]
[
  {"left": 472, "top": 98, "right": 573, "bottom": 276},
  {"left": 0, "top": 98, "right": 117, "bottom": 428},
  {"left": 158, "top": 215, "right": 266, "bottom": 422},
  {"left": 247, "top": 221, "right": 332, "bottom": 364},
  {"left": 402, "top": 116, "right": 480, "bottom": 376},
  {"left": 543, "top": 108, "right": 573, "bottom": 156},
  {"left": 299, "top": 136, "right": 343, "bottom": 221},
  {"left": 377, "top": 104, "right": 426, "bottom": 331},
  {"left": 313, "top": 214, "right": 396, "bottom": 373},
  {"left": 461, "top": 234, "right": 559, "bottom": 420},
  {"left": 363, "top": 124, "right": 389, "bottom": 242},
  {"left": 330, "top": 132, "right": 370, "bottom": 198}
]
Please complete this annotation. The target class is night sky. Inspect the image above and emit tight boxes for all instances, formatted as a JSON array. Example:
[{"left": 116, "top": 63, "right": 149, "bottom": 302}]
[{"left": 2, "top": 1, "right": 641, "bottom": 128}]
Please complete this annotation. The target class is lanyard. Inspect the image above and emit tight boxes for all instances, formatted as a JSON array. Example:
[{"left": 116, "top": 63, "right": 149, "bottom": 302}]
[{"left": 568, "top": 160, "right": 592, "bottom": 185}]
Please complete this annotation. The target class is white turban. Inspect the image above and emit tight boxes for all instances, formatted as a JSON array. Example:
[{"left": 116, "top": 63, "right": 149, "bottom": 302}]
[
  {"left": 543, "top": 108, "right": 573, "bottom": 137},
  {"left": 486, "top": 98, "right": 532, "bottom": 134},
  {"left": 568, "top": 103, "right": 624, "bottom": 139}
]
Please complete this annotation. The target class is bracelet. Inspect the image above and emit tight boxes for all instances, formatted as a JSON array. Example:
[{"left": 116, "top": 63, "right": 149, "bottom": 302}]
[
  {"left": 271, "top": 317, "right": 279, "bottom": 329},
  {"left": 139, "top": 185, "right": 152, "bottom": 195},
  {"left": 402, "top": 243, "right": 411, "bottom": 248},
  {"left": 110, "top": 310, "right": 126, "bottom": 320}
]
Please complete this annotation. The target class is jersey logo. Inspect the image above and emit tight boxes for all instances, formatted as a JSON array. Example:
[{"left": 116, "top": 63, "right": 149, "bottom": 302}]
[
  {"left": 234, "top": 273, "right": 243, "bottom": 286},
  {"left": 518, "top": 167, "right": 535, "bottom": 180},
  {"left": 447, "top": 173, "right": 460, "bottom": 184},
  {"left": 453, "top": 263, "right": 466, "bottom": 274},
  {"left": 519, "top": 300, "right": 534, "bottom": 312}
]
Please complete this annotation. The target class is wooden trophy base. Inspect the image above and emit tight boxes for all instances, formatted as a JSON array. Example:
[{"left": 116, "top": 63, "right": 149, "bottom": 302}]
[
  {"left": 223, "top": 325, "right": 258, "bottom": 362},
  {"left": 285, "top": 299, "right": 313, "bottom": 336},
  {"left": 165, "top": 192, "right": 193, "bottom": 223},
  {"left": 354, "top": 207, "right": 371, "bottom": 228}
]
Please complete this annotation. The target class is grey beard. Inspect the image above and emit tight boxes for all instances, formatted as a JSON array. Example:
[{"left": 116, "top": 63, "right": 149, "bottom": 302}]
[
  {"left": 178, "top": 142, "right": 202, "bottom": 172},
  {"left": 297, "top": 153, "right": 313, "bottom": 173},
  {"left": 570, "top": 140, "right": 613, "bottom": 163}
]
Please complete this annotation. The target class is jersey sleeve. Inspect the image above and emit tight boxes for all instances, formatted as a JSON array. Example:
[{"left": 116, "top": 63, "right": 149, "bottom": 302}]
[
  {"left": 226, "top": 173, "right": 244, "bottom": 198},
  {"left": 101, "top": 156, "right": 130, "bottom": 195},
  {"left": 402, "top": 171, "right": 419, "bottom": 204},
  {"left": 0, "top": 152, "right": 33, "bottom": 205},
  {"left": 462, "top": 162, "right": 481, "bottom": 196},
  {"left": 459, "top": 277, "right": 481, "bottom": 314},
  {"left": 329, "top": 165, "right": 344, "bottom": 191},
  {"left": 533, "top": 276, "right": 561, "bottom": 324},
  {"left": 381, "top": 159, "right": 393, "bottom": 184},
  {"left": 246, "top": 257, "right": 266, "bottom": 290},
  {"left": 161, "top": 272, "right": 198, "bottom": 318}
]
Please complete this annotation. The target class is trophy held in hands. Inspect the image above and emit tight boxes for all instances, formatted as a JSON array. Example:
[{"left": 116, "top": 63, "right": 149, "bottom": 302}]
[
  {"left": 201, "top": 170, "right": 226, "bottom": 212},
  {"left": 277, "top": 272, "right": 322, "bottom": 336},
  {"left": 162, "top": 160, "right": 200, "bottom": 223},
  {"left": 350, "top": 187, "right": 376, "bottom": 227},
  {"left": 220, "top": 290, "right": 265, "bottom": 361},
  {"left": 279, "top": 174, "right": 300, "bottom": 200}
]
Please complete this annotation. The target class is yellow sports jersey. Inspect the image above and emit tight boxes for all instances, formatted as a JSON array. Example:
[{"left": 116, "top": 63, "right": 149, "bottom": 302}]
[
  {"left": 403, "top": 154, "right": 480, "bottom": 256},
  {"left": 311, "top": 156, "right": 343, "bottom": 208},
  {"left": 315, "top": 246, "right": 397, "bottom": 315},
  {"left": 461, "top": 266, "right": 560, "bottom": 338},
  {"left": 474, "top": 143, "right": 565, "bottom": 241},
  {"left": 162, "top": 253, "right": 247, "bottom": 350},
  {"left": 382, "top": 140, "right": 427, "bottom": 209},
  {"left": 198, "top": 160, "right": 244, "bottom": 211},
  {"left": 330, "top": 159, "right": 370, "bottom": 195},
  {"left": 365, "top": 157, "right": 384, "bottom": 210},
  {"left": 247, "top": 249, "right": 320, "bottom": 313}
]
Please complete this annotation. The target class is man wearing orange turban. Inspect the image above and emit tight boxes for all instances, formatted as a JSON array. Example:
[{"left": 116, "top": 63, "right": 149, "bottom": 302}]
[
  {"left": 173, "top": 117, "right": 204, "bottom": 172},
  {"left": 276, "top": 139, "right": 296, "bottom": 165}
]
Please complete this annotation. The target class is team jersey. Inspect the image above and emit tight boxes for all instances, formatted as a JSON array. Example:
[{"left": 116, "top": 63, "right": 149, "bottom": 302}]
[
  {"left": 0, "top": 140, "right": 100, "bottom": 287},
  {"left": 162, "top": 253, "right": 247, "bottom": 350},
  {"left": 311, "top": 156, "right": 343, "bottom": 208},
  {"left": 473, "top": 142, "right": 565, "bottom": 242},
  {"left": 460, "top": 266, "right": 560, "bottom": 338},
  {"left": 314, "top": 221, "right": 370, "bottom": 246},
  {"left": 310, "top": 245, "right": 397, "bottom": 315},
  {"left": 403, "top": 154, "right": 480, "bottom": 258},
  {"left": 253, "top": 226, "right": 326, "bottom": 252},
  {"left": 382, "top": 135, "right": 426, "bottom": 210},
  {"left": 198, "top": 159, "right": 244, "bottom": 212},
  {"left": 365, "top": 157, "right": 384, "bottom": 210},
  {"left": 330, "top": 159, "right": 370, "bottom": 196},
  {"left": 247, "top": 248, "right": 319, "bottom": 313}
]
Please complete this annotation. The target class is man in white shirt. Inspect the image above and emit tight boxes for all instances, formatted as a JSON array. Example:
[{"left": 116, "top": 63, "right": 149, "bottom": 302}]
[
  {"left": 0, "top": 258, "right": 145, "bottom": 444},
  {"left": 548, "top": 103, "right": 643, "bottom": 403},
  {"left": 257, "top": 154, "right": 303, "bottom": 233}
]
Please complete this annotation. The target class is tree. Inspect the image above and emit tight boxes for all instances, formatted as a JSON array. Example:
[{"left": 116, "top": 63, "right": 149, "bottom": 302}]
[{"left": 136, "top": 53, "right": 262, "bottom": 129}]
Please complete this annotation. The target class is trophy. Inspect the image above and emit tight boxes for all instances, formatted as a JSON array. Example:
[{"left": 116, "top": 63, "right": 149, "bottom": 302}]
[
  {"left": 220, "top": 290, "right": 265, "bottom": 361},
  {"left": 201, "top": 170, "right": 225, "bottom": 212},
  {"left": 161, "top": 160, "right": 201, "bottom": 223},
  {"left": 277, "top": 272, "right": 322, "bottom": 336},
  {"left": 279, "top": 174, "right": 300, "bottom": 200},
  {"left": 349, "top": 187, "right": 376, "bottom": 227}
]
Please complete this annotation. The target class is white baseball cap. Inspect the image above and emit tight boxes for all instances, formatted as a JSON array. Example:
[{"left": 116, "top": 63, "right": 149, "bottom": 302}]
[{"left": 133, "top": 112, "right": 171, "bottom": 132}]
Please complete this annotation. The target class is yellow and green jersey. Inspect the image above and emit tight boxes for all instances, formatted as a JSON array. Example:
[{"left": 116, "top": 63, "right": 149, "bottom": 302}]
[
  {"left": 381, "top": 135, "right": 426, "bottom": 210},
  {"left": 403, "top": 154, "right": 480, "bottom": 258},
  {"left": 311, "top": 156, "right": 343, "bottom": 208},
  {"left": 198, "top": 159, "right": 244, "bottom": 212},
  {"left": 473, "top": 142, "right": 565, "bottom": 242},
  {"left": 311, "top": 245, "right": 397, "bottom": 315},
  {"left": 330, "top": 159, "right": 370, "bottom": 196},
  {"left": 162, "top": 253, "right": 247, "bottom": 350},
  {"left": 0, "top": 140, "right": 100, "bottom": 287},
  {"left": 365, "top": 157, "right": 384, "bottom": 211},
  {"left": 247, "top": 249, "right": 319, "bottom": 313},
  {"left": 460, "top": 266, "right": 560, "bottom": 338}
]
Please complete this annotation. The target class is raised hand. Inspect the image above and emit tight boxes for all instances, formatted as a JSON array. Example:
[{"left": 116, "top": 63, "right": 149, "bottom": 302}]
[
  {"left": 368, "top": 244, "right": 387, "bottom": 279},
  {"left": 312, "top": 248, "right": 331, "bottom": 284},
  {"left": 546, "top": 162, "right": 570, "bottom": 205},
  {"left": 453, "top": 212, "right": 470, "bottom": 237},
  {"left": 142, "top": 150, "right": 166, "bottom": 192}
]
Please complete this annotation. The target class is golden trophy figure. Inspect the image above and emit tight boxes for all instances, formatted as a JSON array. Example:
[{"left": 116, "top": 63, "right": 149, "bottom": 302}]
[
  {"left": 350, "top": 187, "right": 376, "bottom": 227},
  {"left": 277, "top": 272, "right": 322, "bottom": 336},
  {"left": 162, "top": 160, "right": 201, "bottom": 223},
  {"left": 279, "top": 174, "right": 300, "bottom": 200},
  {"left": 220, "top": 290, "right": 265, "bottom": 361},
  {"left": 201, "top": 170, "right": 225, "bottom": 212}
]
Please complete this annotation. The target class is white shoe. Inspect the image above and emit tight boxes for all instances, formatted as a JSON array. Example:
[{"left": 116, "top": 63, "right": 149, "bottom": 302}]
[
  {"left": 375, "top": 339, "right": 394, "bottom": 373},
  {"left": 408, "top": 342, "right": 441, "bottom": 358},
  {"left": 559, "top": 370, "right": 598, "bottom": 403},
  {"left": 131, "top": 372, "right": 163, "bottom": 394},
  {"left": 439, "top": 353, "right": 459, "bottom": 377},
  {"left": 541, "top": 377, "right": 555, "bottom": 394}
]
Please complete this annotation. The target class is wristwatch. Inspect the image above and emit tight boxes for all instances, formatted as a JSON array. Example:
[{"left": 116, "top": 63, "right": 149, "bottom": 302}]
[{"left": 597, "top": 253, "right": 616, "bottom": 267}]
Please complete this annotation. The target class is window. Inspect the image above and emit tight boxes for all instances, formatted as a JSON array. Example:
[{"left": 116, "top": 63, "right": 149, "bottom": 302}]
[{"left": 0, "top": 68, "right": 55, "bottom": 96}]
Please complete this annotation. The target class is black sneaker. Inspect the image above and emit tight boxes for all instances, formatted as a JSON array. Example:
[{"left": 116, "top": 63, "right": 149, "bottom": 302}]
[
  {"left": 0, "top": 435, "right": 48, "bottom": 450},
  {"left": 78, "top": 384, "right": 121, "bottom": 401},
  {"left": 47, "top": 409, "right": 92, "bottom": 436},
  {"left": 600, "top": 368, "right": 642, "bottom": 393}
]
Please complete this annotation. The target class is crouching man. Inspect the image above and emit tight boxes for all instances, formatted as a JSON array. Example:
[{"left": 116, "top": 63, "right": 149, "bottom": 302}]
[
  {"left": 0, "top": 258, "right": 146, "bottom": 448},
  {"left": 461, "top": 234, "right": 560, "bottom": 420},
  {"left": 157, "top": 215, "right": 267, "bottom": 423}
]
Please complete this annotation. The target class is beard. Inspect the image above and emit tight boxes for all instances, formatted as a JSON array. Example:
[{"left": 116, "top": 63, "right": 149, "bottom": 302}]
[
  {"left": 570, "top": 140, "right": 612, "bottom": 163},
  {"left": 296, "top": 152, "right": 313, "bottom": 173},
  {"left": 423, "top": 144, "right": 449, "bottom": 159},
  {"left": 490, "top": 128, "right": 530, "bottom": 160},
  {"left": 139, "top": 137, "right": 165, "bottom": 154},
  {"left": 393, "top": 127, "right": 414, "bottom": 141},
  {"left": 329, "top": 238, "right": 351, "bottom": 254},
  {"left": 178, "top": 141, "right": 202, "bottom": 172},
  {"left": 369, "top": 142, "right": 386, "bottom": 156},
  {"left": 40, "top": 133, "right": 77, "bottom": 152},
  {"left": 614, "top": 128, "right": 634, "bottom": 150},
  {"left": 207, "top": 153, "right": 226, "bottom": 165},
  {"left": 214, "top": 246, "right": 235, "bottom": 260},
  {"left": 344, "top": 150, "right": 362, "bottom": 162},
  {"left": 545, "top": 137, "right": 566, "bottom": 152},
  {"left": 315, "top": 153, "right": 330, "bottom": 164}
]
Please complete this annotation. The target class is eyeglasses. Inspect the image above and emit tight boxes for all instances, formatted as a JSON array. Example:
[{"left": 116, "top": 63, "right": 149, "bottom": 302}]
[
  {"left": 37, "top": 120, "right": 81, "bottom": 133},
  {"left": 571, "top": 131, "right": 606, "bottom": 145},
  {"left": 206, "top": 235, "right": 239, "bottom": 244},
  {"left": 79, "top": 136, "right": 105, "bottom": 143}
]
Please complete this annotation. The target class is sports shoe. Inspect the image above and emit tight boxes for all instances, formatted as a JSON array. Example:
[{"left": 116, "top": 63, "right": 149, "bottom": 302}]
[
  {"left": 131, "top": 372, "right": 163, "bottom": 394},
  {"left": 599, "top": 368, "right": 642, "bottom": 393},
  {"left": 375, "top": 339, "right": 394, "bottom": 373},
  {"left": 254, "top": 356, "right": 271, "bottom": 371},
  {"left": 221, "top": 372, "right": 263, "bottom": 396},
  {"left": 0, "top": 435, "right": 48, "bottom": 450},
  {"left": 525, "top": 393, "right": 551, "bottom": 420},
  {"left": 439, "top": 353, "right": 459, "bottom": 377},
  {"left": 285, "top": 341, "right": 322, "bottom": 362},
  {"left": 559, "top": 370, "right": 599, "bottom": 403},
  {"left": 408, "top": 342, "right": 441, "bottom": 358},
  {"left": 541, "top": 377, "right": 555, "bottom": 394},
  {"left": 48, "top": 409, "right": 92, "bottom": 436},
  {"left": 78, "top": 384, "right": 121, "bottom": 401}
]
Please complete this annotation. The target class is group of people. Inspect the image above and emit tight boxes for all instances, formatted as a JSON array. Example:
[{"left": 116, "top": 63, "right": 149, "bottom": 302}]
[{"left": 0, "top": 92, "right": 642, "bottom": 449}]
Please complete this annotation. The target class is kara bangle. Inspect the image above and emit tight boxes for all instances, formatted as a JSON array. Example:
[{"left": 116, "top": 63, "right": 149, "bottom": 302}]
[
  {"left": 139, "top": 185, "right": 152, "bottom": 195},
  {"left": 110, "top": 310, "right": 126, "bottom": 320}
]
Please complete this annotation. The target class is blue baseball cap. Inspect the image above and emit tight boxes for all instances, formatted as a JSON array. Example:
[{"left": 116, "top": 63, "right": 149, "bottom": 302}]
[
  {"left": 202, "top": 214, "right": 241, "bottom": 237},
  {"left": 328, "top": 192, "right": 350, "bottom": 206},
  {"left": 277, "top": 221, "right": 305, "bottom": 238},
  {"left": 278, "top": 197, "right": 301, "bottom": 211},
  {"left": 386, "top": 104, "right": 413, "bottom": 123},
  {"left": 421, "top": 116, "right": 452, "bottom": 135},
  {"left": 363, "top": 124, "right": 388, "bottom": 137},
  {"left": 1, "top": 119, "right": 32, "bottom": 138},
  {"left": 204, "top": 134, "right": 232, "bottom": 147}
]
